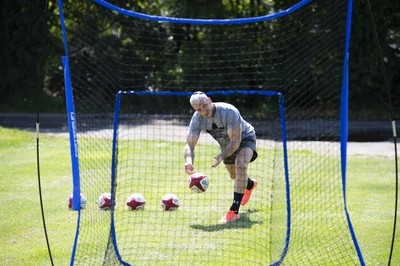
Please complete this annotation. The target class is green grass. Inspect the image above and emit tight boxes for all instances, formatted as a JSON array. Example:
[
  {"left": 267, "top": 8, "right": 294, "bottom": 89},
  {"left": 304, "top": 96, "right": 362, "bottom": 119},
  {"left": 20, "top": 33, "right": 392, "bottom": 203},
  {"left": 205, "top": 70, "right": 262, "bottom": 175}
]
[
  {"left": 347, "top": 156, "right": 399, "bottom": 265},
  {"left": 70, "top": 137, "right": 274, "bottom": 265},
  {"left": 0, "top": 127, "right": 398, "bottom": 265},
  {"left": 0, "top": 128, "right": 76, "bottom": 265}
]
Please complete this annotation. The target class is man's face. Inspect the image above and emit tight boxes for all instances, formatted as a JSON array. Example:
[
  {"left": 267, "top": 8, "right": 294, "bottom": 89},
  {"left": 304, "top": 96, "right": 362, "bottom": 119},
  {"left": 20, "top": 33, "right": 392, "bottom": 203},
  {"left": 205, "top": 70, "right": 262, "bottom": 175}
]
[{"left": 191, "top": 98, "right": 214, "bottom": 118}]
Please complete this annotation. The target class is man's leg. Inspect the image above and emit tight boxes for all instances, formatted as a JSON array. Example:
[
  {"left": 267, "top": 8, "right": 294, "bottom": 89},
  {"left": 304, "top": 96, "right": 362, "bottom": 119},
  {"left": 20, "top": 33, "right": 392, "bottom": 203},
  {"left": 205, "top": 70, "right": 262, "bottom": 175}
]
[
  {"left": 219, "top": 148, "right": 253, "bottom": 223},
  {"left": 238, "top": 147, "right": 257, "bottom": 206},
  {"left": 234, "top": 147, "right": 253, "bottom": 193},
  {"left": 225, "top": 164, "right": 236, "bottom": 180}
]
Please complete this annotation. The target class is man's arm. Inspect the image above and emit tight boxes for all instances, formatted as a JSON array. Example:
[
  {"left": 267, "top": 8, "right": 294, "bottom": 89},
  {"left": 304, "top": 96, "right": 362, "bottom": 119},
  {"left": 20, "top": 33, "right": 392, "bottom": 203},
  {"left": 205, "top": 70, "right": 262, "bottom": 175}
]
[
  {"left": 212, "top": 124, "right": 242, "bottom": 168},
  {"left": 183, "top": 133, "right": 199, "bottom": 174}
]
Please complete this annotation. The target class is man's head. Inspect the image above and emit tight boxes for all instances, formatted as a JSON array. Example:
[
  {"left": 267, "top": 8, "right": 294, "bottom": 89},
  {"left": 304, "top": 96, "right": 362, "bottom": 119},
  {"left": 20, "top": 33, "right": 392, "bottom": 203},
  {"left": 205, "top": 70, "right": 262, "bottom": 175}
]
[
  {"left": 189, "top": 91, "right": 209, "bottom": 105},
  {"left": 189, "top": 91, "right": 214, "bottom": 118}
]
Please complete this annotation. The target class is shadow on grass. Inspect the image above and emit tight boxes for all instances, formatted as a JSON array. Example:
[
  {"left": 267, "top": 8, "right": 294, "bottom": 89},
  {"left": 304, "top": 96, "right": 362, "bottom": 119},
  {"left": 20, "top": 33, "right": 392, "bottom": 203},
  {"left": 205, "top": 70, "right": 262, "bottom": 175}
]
[{"left": 190, "top": 209, "right": 262, "bottom": 231}]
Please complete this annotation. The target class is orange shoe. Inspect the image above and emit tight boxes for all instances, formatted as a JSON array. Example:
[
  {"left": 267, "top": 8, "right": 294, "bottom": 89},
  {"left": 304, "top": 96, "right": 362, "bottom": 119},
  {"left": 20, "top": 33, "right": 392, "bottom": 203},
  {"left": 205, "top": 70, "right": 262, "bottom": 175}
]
[
  {"left": 218, "top": 210, "right": 240, "bottom": 223},
  {"left": 241, "top": 180, "right": 257, "bottom": 206}
]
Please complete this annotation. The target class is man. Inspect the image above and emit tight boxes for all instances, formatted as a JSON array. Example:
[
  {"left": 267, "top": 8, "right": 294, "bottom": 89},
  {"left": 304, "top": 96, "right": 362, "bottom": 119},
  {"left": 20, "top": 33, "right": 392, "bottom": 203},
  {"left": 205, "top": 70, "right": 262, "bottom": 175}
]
[{"left": 183, "top": 91, "right": 258, "bottom": 223}]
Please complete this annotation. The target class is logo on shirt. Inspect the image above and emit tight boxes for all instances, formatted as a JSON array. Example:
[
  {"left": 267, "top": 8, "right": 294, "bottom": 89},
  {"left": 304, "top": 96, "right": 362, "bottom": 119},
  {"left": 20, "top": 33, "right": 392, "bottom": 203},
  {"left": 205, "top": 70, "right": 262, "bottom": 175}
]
[{"left": 207, "top": 123, "right": 228, "bottom": 142}]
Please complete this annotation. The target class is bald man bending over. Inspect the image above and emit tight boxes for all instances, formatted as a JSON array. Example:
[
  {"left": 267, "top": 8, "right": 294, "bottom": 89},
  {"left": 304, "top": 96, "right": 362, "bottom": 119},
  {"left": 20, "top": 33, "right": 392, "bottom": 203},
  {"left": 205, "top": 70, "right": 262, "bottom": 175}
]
[{"left": 183, "top": 91, "right": 258, "bottom": 223}]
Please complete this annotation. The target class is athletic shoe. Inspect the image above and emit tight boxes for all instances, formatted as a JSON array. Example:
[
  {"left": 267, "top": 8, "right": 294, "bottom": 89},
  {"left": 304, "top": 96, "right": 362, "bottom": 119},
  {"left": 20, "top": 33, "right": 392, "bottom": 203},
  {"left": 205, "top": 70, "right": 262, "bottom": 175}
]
[
  {"left": 241, "top": 180, "right": 257, "bottom": 206},
  {"left": 218, "top": 210, "right": 240, "bottom": 223}
]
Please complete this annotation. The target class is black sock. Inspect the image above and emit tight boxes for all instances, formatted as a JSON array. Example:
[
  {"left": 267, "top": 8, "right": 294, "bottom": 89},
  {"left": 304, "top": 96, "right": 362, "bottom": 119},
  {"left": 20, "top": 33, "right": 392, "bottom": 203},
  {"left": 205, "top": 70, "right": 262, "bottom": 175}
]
[
  {"left": 246, "top": 178, "right": 254, "bottom": 190},
  {"left": 229, "top": 192, "right": 244, "bottom": 214}
]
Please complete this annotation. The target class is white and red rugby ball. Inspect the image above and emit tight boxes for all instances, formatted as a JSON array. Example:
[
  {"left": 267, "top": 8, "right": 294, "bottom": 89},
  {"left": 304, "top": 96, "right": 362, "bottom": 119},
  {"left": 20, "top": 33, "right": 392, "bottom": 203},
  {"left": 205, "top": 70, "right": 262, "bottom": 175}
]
[
  {"left": 68, "top": 193, "right": 87, "bottom": 209},
  {"left": 161, "top": 193, "right": 180, "bottom": 211},
  {"left": 126, "top": 193, "right": 146, "bottom": 210},
  {"left": 98, "top": 192, "right": 112, "bottom": 210},
  {"left": 188, "top": 173, "right": 209, "bottom": 193}
]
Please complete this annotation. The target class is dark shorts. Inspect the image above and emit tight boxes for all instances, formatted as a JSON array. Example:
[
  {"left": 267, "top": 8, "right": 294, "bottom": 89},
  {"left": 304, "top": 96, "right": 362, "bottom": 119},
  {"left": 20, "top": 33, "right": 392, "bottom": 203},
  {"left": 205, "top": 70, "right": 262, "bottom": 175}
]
[{"left": 223, "top": 135, "right": 258, "bottom": 165}]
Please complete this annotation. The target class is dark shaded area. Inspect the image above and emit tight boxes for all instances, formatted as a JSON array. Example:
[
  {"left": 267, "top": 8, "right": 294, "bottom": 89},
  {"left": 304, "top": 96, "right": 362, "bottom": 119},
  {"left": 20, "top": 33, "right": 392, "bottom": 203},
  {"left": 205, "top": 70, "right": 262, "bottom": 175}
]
[
  {"left": 0, "top": 0, "right": 398, "bottom": 120},
  {"left": 0, "top": 113, "right": 396, "bottom": 142}
]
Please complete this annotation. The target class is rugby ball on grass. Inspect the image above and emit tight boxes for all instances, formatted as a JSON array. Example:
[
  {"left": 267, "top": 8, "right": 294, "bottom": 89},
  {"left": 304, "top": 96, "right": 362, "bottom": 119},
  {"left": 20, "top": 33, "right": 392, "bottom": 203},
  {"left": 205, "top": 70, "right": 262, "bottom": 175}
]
[
  {"left": 68, "top": 193, "right": 87, "bottom": 209},
  {"left": 98, "top": 192, "right": 112, "bottom": 210},
  {"left": 161, "top": 193, "right": 180, "bottom": 211},
  {"left": 126, "top": 193, "right": 146, "bottom": 210}
]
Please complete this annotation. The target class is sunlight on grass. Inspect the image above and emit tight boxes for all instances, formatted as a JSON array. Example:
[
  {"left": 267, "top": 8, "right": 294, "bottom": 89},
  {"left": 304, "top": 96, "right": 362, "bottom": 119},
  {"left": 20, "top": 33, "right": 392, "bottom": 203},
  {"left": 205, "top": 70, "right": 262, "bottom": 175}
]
[{"left": 0, "top": 127, "right": 398, "bottom": 265}]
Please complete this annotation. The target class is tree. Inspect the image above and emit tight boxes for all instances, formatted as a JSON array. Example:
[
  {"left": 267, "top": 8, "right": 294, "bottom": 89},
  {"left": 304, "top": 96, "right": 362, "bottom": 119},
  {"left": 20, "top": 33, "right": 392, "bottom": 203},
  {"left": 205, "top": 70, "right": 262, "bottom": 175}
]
[
  {"left": 0, "top": 0, "right": 398, "bottom": 118},
  {"left": 0, "top": 0, "right": 62, "bottom": 111},
  {"left": 350, "top": 0, "right": 400, "bottom": 119}
]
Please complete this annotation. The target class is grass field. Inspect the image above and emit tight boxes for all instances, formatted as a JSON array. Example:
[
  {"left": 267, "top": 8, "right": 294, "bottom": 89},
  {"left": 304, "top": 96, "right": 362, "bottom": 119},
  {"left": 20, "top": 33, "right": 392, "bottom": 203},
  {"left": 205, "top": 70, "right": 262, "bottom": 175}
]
[{"left": 0, "top": 127, "right": 398, "bottom": 265}]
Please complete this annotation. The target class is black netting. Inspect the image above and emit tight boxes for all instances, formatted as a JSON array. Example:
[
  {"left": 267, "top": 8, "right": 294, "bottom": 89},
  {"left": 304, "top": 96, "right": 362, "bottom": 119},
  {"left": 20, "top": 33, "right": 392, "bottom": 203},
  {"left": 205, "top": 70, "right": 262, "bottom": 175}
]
[{"left": 60, "top": 0, "right": 361, "bottom": 265}]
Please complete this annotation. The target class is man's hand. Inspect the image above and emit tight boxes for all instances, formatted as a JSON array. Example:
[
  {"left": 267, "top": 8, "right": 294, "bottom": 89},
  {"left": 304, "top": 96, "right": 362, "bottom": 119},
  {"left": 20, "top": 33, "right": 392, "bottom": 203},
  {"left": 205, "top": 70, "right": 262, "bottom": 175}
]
[
  {"left": 211, "top": 155, "right": 223, "bottom": 168},
  {"left": 184, "top": 163, "right": 195, "bottom": 175}
]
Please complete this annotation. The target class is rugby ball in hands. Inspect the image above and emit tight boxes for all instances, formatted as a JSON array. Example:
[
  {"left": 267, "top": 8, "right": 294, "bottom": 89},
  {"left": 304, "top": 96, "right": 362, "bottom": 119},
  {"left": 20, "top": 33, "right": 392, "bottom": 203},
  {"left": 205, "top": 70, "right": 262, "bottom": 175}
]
[{"left": 188, "top": 173, "right": 209, "bottom": 193}]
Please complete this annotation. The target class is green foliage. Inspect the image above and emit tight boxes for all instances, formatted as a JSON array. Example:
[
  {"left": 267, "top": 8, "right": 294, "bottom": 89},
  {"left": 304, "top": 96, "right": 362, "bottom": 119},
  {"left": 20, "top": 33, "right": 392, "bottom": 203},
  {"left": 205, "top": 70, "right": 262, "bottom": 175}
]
[
  {"left": 350, "top": 0, "right": 400, "bottom": 119},
  {"left": 0, "top": 0, "right": 399, "bottom": 116},
  {"left": 0, "top": 0, "right": 61, "bottom": 112}
]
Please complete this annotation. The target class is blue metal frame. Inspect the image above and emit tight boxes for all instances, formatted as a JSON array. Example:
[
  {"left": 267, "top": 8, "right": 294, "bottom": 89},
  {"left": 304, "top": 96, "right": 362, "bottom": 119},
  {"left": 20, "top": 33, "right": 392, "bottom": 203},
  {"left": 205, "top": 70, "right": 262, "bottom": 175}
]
[
  {"left": 58, "top": 0, "right": 82, "bottom": 265},
  {"left": 93, "top": 0, "right": 312, "bottom": 25},
  {"left": 270, "top": 94, "right": 291, "bottom": 266},
  {"left": 340, "top": 0, "right": 365, "bottom": 265},
  {"left": 58, "top": 0, "right": 364, "bottom": 264}
]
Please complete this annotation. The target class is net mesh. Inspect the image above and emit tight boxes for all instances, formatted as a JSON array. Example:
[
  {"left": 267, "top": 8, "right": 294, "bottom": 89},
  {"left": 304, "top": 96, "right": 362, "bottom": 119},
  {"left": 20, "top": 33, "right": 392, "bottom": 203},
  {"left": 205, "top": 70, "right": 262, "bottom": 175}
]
[
  {"left": 59, "top": 0, "right": 362, "bottom": 264},
  {"left": 109, "top": 91, "right": 282, "bottom": 265}
]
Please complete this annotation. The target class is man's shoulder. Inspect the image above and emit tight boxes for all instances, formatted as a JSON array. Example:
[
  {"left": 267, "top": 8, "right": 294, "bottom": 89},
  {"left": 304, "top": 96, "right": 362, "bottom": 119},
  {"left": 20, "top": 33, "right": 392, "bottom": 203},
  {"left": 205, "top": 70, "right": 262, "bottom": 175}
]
[
  {"left": 215, "top": 102, "right": 237, "bottom": 111},
  {"left": 190, "top": 112, "right": 204, "bottom": 126}
]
